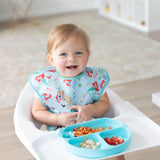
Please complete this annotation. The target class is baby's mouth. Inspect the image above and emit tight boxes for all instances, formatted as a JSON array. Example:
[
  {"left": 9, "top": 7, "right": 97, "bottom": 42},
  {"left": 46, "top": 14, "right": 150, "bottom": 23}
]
[{"left": 66, "top": 65, "right": 78, "bottom": 70}]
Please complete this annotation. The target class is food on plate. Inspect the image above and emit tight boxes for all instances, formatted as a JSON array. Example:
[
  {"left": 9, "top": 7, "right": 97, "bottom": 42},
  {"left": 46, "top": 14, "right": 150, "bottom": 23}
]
[
  {"left": 104, "top": 136, "right": 124, "bottom": 145},
  {"left": 73, "top": 126, "right": 112, "bottom": 137},
  {"left": 80, "top": 137, "right": 101, "bottom": 150}
]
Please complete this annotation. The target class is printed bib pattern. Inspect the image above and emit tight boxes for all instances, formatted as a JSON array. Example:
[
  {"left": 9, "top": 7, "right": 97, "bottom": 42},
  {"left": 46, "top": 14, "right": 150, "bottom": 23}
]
[{"left": 29, "top": 67, "right": 110, "bottom": 130}]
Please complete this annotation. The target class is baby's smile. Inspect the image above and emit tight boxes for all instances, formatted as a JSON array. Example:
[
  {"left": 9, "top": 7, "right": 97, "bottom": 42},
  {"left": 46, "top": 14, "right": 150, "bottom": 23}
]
[{"left": 66, "top": 65, "right": 78, "bottom": 70}]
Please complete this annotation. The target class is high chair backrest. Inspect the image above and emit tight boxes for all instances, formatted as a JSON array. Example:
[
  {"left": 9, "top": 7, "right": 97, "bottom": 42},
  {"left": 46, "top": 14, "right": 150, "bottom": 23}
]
[
  {"left": 14, "top": 82, "right": 41, "bottom": 129},
  {"left": 14, "top": 82, "right": 123, "bottom": 129},
  {"left": 14, "top": 82, "right": 50, "bottom": 159}
]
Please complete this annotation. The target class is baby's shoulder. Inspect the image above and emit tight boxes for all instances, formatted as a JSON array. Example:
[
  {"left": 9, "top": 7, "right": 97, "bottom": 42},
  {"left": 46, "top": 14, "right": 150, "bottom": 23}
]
[
  {"left": 29, "top": 67, "right": 57, "bottom": 83},
  {"left": 33, "top": 67, "right": 56, "bottom": 74},
  {"left": 85, "top": 67, "right": 109, "bottom": 76}
]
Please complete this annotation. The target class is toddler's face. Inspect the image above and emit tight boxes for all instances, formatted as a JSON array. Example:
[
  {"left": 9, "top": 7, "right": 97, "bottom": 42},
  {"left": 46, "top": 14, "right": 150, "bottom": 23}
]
[{"left": 48, "top": 35, "right": 90, "bottom": 78}]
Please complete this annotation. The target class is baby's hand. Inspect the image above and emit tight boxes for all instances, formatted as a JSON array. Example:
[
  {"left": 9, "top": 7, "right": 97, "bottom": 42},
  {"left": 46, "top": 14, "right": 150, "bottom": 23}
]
[
  {"left": 70, "top": 105, "right": 92, "bottom": 123},
  {"left": 58, "top": 112, "right": 78, "bottom": 127}
]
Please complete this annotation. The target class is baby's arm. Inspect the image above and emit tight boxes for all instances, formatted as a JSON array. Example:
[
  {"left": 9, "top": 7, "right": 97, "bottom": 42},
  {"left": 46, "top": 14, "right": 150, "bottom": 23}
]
[
  {"left": 70, "top": 92, "right": 110, "bottom": 123},
  {"left": 89, "top": 92, "right": 110, "bottom": 117},
  {"left": 32, "top": 98, "right": 78, "bottom": 127}
]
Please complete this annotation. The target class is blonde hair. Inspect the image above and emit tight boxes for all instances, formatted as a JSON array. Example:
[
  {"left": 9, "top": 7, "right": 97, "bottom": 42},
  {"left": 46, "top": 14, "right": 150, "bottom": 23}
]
[{"left": 47, "top": 24, "right": 90, "bottom": 55}]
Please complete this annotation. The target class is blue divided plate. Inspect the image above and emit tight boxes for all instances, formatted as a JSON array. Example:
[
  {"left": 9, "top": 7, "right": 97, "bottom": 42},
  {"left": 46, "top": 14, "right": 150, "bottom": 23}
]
[{"left": 58, "top": 118, "right": 131, "bottom": 159}]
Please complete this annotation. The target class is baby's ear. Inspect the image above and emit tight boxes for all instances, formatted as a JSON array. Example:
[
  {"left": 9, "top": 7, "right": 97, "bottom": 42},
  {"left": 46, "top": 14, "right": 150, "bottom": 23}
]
[
  {"left": 87, "top": 50, "right": 90, "bottom": 60},
  {"left": 47, "top": 54, "right": 54, "bottom": 66},
  {"left": 88, "top": 50, "right": 90, "bottom": 56}
]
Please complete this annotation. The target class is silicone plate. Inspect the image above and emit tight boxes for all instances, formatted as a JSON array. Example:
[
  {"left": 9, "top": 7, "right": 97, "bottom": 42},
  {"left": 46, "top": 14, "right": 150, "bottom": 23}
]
[{"left": 58, "top": 118, "right": 131, "bottom": 158}]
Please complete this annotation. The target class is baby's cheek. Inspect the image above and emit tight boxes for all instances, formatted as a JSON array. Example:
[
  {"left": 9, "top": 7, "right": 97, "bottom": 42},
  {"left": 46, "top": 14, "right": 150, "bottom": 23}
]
[
  {"left": 80, "top": 59, "right": 88, "bottom": 68},
  {"left": 57, "top": 61, "right": 66, "bottom": 70}
]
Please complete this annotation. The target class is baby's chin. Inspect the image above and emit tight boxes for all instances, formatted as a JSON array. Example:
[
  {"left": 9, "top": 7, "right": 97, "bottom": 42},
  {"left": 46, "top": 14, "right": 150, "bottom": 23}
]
[{"left": 61, "top": 70, "right": 83, "bottom": 78}]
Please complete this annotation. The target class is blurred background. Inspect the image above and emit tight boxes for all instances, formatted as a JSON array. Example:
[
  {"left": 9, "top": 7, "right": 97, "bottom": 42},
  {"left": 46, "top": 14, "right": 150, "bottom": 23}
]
[
  {"left": 0, "top": 1, "right": 160, "bottom": 160},
  {"left": 0, "top": 0, "right": 160, "bottom": 109}
]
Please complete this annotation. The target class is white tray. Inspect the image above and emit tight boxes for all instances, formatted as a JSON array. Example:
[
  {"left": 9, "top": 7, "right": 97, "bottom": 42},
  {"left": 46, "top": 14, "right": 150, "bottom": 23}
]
[
  {"left": 152, "top": 92, "right": 160, "bottom": 107},
  {"left": 32, "top": 101, "right": 160, "bottom": 160}
]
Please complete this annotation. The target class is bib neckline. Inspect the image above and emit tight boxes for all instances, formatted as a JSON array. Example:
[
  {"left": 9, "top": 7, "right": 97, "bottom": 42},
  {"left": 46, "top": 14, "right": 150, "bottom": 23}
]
[{"left": 56, "top": 68, "right": 85, "bottom": 80}]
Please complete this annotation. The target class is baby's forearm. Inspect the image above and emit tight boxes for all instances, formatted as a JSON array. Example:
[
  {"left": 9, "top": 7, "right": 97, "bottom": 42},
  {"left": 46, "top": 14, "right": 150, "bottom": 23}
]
[
  {"left": 32, "top": 98, "right": 78, "bottom": 127},
  {"left": 87, "top": 93, "right": 110, "bottom": 117},
  {"left": 32, "top": 98, "right": 60, "bottom": 126},
  {"left": 32, "top": 108, "right": 60, "bottom": 126},
  {"left": 87, "top": 100, "right": 110, "bottom": 117},
  {"left": 32, "top": 109, "right": 78, "bottom": 127}
]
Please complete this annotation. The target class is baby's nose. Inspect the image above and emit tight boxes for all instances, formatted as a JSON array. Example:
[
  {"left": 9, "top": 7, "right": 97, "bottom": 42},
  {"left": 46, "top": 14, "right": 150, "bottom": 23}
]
[{"left": 68, "top": 54, "right": 76, "bottom": 61}]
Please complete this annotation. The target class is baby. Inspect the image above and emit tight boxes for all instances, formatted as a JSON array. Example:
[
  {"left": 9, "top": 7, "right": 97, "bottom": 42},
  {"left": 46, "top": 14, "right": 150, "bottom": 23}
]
[{"left": 30, "top": 23, "right": 125, "bottom": 160}]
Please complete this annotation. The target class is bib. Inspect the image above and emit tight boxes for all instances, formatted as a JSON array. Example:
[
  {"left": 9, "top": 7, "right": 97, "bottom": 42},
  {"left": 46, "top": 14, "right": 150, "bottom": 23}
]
[{"left": 29, "top": 67, "right": 110, "bottom": 130}]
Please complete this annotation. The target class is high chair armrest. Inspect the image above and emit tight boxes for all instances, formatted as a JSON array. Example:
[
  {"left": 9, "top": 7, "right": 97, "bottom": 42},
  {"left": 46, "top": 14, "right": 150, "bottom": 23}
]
[{"left": 15, "top": 120, "right": 52, "bottom": 160}]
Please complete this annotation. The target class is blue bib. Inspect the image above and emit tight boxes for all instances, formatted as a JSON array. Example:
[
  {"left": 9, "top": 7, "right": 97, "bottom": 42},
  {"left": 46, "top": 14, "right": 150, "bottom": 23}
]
[{"left": 29, "top": 67, "right": 110, "bottom": 130}]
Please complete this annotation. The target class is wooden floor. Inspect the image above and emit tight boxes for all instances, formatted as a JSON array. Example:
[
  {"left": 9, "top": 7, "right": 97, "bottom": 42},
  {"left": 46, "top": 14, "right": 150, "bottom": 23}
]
[{"left": 0, "top": 76, "right": 160, "bottom": 160}]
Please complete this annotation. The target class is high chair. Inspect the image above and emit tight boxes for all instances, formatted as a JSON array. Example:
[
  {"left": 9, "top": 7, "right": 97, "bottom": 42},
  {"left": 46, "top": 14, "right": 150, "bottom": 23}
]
[{"left": 14, "top": 82, "right": 160, "bottom": 160}]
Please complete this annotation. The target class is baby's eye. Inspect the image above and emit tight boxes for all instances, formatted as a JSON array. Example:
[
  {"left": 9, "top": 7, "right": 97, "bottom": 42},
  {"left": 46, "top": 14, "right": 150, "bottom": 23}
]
[
  {"left": 59, "top": 53, "right": 67, "bottom": 56},
  {"left": 75, "top": 51, "right": 83, "bottom": 55}
]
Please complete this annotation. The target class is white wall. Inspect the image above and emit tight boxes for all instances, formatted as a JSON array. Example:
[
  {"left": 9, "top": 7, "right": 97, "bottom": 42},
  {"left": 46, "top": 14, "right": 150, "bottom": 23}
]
[
  {"left": 0, "top": 0, "right": 99, "bottom": 22},
  {"left": 148, "top": 0, "right": 160, "bottom": 31}
]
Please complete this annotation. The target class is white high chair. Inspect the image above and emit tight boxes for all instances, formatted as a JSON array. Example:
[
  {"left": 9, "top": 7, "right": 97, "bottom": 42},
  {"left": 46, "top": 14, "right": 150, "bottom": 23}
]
[{"left": 14, "top": 82, "right": 160, "bottom": 160}]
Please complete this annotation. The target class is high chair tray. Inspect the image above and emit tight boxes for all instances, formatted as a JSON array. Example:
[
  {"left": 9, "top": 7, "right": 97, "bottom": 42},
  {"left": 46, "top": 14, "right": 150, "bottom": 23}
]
[
  {"left": 57, "top": 118, "right": 131, "bottom": 158},
  {"left": 31, "top": 101, "right": 160, "bottom": 160}
]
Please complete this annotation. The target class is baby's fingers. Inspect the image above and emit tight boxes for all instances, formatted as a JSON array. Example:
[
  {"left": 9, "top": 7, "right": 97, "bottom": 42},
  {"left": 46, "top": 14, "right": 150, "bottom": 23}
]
[
  {"left": 70, "top": 112, "right": 78, "bottom": 117},
  {"left": 68, "top": 112, "right": 78, "bottom": 119},
  {"left": 75, "top": 113, "right": 83, "bottom": 123}
]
